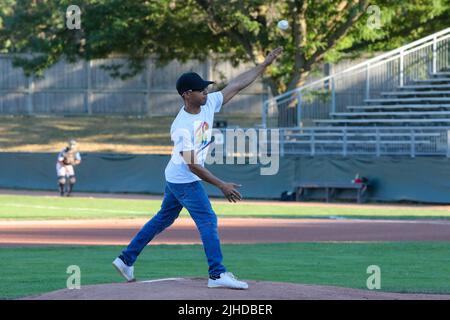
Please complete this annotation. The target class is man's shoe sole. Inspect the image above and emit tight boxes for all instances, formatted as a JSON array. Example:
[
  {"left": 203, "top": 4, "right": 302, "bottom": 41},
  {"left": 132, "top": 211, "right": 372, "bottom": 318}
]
[
  {"left": 112, "top": 262, "right": 135, "bottom": 283},
  {"left": 208, "top": 283, "right": 248, "bottom": 290}
]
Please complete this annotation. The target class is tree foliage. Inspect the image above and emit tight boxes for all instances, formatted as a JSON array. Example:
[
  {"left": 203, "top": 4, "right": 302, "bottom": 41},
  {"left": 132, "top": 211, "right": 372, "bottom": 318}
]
[{"left": 0, "top": 0, "right": 448, "bottom": 95}]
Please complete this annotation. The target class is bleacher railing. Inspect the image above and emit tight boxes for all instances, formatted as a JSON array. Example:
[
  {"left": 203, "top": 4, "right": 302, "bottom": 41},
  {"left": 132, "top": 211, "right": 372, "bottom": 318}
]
[
  {"left": 215, "top": 127, "right": 450, "bottom": 158},
  {"left": 279, "top": 126, "right": 450, "bottom": 157},
  {"left": 263, "top": 28, "right": 450, "bottom": 128}
]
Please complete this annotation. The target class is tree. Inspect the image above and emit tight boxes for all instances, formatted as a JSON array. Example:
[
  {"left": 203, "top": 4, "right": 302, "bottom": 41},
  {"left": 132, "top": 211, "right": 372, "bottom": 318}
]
[{"left": 1, "top": 0, "right": 449, "bottom": 123}]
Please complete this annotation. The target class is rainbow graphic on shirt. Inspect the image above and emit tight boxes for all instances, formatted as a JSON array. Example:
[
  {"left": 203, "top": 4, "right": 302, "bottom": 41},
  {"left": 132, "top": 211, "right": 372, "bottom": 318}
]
[
  {"left": 194, "top": 121, "right": 211, "bottom": 161},
  {"left": 195, "top": 121, "right": 209, "bottom": 147}
]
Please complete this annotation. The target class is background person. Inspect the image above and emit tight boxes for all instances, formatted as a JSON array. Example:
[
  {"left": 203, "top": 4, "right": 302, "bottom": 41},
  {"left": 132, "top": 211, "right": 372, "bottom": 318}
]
[{"left": 56, "top": 139, "right": 81, "bottom": 197}]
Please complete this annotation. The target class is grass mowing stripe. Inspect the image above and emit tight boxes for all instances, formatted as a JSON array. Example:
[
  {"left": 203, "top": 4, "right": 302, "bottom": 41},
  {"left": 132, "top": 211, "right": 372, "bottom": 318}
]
[
  {"left": 0, "top": 242, "right": 449, "bottom": 299},
  {"left": 2, "top": 203, "right": 149, "bottom": 215},
  {"left": 1, "top": 194, "right": 450, "bottom": 220}
]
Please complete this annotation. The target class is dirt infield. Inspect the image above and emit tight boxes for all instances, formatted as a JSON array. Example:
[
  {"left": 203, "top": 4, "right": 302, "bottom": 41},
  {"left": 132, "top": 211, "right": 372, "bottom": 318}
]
[
  {"left": 1, "top": 217, "right": 450, "bottom": 246},
  {"left": 22, "top": 278, "right": 450, "bottom": 300}
]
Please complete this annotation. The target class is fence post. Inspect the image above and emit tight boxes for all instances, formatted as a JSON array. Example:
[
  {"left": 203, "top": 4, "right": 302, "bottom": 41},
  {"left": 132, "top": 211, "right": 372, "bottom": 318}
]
[
  {"left": 297, "top": 90, "right": 302, "bottom": 127},
  {"left": 85, "top": 60, "right": 92, "bottom": 115},
  {"left": 145, "top": 58, "right": 151, "bottom": 116},
  {"left": 331, "top": 77, "right": 336, "bottom": 114},
  {"left": 410, "top": 129, "right": 415, "bottom": 158},
  {"left": 311, "top": 130, "right": 315, "bottom": 156},
  {"left": 399, "top": 50, "right": 404, "bottom": 87},
  {"left": 432, "top": 35, "right": 437, "bottom": 74},
  {"left": 343, "top": 128, "right": 347, "bottom": 157},
  {"left": 27, "top": 76, "right": 34, "bottom": 115},
  {"left": 365, "top": 64, "right": 370, "bottom": 100},
  {"left": 261, "top": 82, "right": 269, "bottom": 128},
  {"left": 262, "top": 101, "right": 268, "bottom": 128},
  {"left": 375, "top": 128, "right": 380, "bottom": 157},
  {"left": 279, "top": 128, "right": 285, "bottom": 157},
  {"left": 447, "top": 130, "right": 450, "bottom": 158},
  {"left": 447, "top": 39, "right": 450, "bottom": 70}
]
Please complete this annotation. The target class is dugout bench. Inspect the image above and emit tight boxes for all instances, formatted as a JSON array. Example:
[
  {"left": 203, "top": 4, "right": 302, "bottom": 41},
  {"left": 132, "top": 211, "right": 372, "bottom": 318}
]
[{"left": 295, "top": 182, "right": 368, "bottom": 203}]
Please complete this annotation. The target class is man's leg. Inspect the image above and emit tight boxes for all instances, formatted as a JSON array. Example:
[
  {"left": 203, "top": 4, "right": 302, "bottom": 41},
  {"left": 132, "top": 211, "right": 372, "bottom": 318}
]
[
  {"left": 66, "top": 166, "right": 75, "bottom": 196},
  {"left": 119, "top": 184, "right": 183, "bottom": 266},
  {"left": 67, "top": 175, "right": 76, "bottom": 196},
  {"left": 173, "top": 181, "right": 226, "bottom": 278},
  {"left": 56, "top": 164, "right": 66, "bottom": 196},
  {"left": 57, "top": 176, "right": 66, "bottom": 196}
]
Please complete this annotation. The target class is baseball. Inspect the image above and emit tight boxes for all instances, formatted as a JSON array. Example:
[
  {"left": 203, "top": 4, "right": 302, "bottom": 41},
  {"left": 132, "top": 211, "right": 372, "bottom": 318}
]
[{"left": 277, "top": 20, "right": 289, "bottom": 31}]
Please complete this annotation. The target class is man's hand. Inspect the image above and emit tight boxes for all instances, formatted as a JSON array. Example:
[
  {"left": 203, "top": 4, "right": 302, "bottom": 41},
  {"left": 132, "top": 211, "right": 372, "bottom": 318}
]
[
  {"left": 182, "top": 150, "right": 244, "bottom": 203},
  {"left": 219, "top": 182, "right": 242, "bottom": 203},
  {"left": 262, "top": 47, "right": 283, "bottom": 67},
  {"left": 221, "top": 47, "right": 283, "bottom": 105}
]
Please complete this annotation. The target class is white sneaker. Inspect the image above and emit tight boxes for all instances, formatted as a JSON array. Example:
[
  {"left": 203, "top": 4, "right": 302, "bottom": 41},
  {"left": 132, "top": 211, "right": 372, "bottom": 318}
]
[
  {"left": 112, "top": 257, "right": 135, "bottom": 282},
  {"left": 208, "top": 272, "right": 248, "bottom": 290}
]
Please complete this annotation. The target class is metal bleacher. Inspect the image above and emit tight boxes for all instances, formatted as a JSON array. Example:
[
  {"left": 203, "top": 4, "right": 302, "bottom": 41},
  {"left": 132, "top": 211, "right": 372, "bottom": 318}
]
[{"left": 262, "top": 27, "right": 450, "bottom": 157}]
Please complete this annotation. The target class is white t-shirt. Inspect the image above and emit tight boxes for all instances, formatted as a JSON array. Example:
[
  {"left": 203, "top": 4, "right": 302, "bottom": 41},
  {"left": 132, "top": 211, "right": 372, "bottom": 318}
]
[{"left": 165, "top": 91, "right": 223, "bottom": 183}]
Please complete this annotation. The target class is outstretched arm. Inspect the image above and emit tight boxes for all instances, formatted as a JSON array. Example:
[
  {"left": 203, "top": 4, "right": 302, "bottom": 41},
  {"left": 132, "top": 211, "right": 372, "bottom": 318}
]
[
  {"left": 180, "top": 150, "right": 242, "bottom": 203},
  {"left": 221, "top": 47, "right": 283, "bottom": 105}
]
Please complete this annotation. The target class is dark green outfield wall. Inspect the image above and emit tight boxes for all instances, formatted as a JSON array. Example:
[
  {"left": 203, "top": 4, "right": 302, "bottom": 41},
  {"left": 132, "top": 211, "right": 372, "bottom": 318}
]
[{"left": 1, "top": 152, "right": 449, "bottom": 203}]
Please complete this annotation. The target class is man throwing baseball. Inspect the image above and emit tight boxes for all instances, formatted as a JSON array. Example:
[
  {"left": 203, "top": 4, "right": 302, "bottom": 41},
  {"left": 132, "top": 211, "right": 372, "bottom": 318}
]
[
  {"left": 56, "top": 139, "right": 81, "bottom": 197},
  {"left": 113, "top": 47, "right": 282, "bottom": 289}
]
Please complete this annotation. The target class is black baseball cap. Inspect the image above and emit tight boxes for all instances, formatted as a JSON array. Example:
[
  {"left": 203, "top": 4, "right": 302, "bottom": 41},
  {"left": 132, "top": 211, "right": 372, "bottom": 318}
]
[{"left": 176, "top": 72, "right": 214, "bottom": 96}]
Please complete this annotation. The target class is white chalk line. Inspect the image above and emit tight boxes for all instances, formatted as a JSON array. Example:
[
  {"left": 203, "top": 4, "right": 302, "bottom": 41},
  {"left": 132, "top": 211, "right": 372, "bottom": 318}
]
[
  {"left": 140, "top": 278, "right": 185, "bottom": 283},
  {"left": 328, "top": 216, "right": 450, "bottom": 225},
  {"left": 0, "top": 203, "right": 149, "bottom": 215}
]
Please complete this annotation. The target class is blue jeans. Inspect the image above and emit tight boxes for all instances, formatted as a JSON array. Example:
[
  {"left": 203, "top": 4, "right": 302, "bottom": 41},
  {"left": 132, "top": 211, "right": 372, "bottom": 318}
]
[{"left": 120, "top": 181, "right": 227, "bottom": 278}]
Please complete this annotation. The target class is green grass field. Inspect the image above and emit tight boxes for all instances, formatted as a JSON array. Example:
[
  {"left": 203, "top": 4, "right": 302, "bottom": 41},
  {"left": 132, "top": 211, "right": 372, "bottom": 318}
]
[
  {"left": 1, "top": 242, "right": 449, "bottom": 299},
  {"left": 1, "top": 194, "right": 450, "bottom": 220},
  {"left": 1, "top": 194, "right": 449, "bottom": 299}
]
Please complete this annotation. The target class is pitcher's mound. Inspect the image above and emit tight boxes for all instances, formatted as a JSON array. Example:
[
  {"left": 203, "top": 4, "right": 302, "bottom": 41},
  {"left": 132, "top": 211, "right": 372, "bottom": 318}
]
[{"left": 23, "top": 278, "right": 450, "bottom": 300}]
